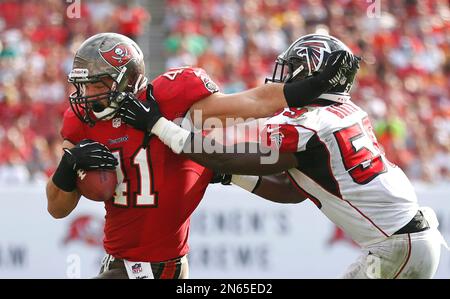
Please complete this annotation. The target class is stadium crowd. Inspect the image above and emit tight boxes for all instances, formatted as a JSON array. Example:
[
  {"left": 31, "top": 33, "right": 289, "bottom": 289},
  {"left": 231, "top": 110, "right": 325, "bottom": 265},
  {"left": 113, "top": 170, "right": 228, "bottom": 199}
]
[{"left": 0, "top": 0, "right": 448, "bottom": 183}]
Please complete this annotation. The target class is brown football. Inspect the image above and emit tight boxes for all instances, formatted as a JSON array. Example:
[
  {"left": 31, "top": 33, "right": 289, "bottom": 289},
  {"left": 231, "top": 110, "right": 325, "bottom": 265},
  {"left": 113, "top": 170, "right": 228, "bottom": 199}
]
[{"left": 76, "top": 169, "right": 118, "bottom": 202}]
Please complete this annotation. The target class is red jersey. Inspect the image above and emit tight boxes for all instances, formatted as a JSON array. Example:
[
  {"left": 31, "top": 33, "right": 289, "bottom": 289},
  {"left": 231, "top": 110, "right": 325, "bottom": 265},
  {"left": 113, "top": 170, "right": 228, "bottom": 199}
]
[{"left": 61, "top": 67, "right": 218, "bottom": 262}]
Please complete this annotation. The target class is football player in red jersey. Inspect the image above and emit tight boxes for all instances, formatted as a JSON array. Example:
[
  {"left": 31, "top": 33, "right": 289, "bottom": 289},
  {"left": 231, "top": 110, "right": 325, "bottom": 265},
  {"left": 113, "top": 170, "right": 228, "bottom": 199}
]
[{"left": 45, "top": 32, "right": 350, "bottom": 279}]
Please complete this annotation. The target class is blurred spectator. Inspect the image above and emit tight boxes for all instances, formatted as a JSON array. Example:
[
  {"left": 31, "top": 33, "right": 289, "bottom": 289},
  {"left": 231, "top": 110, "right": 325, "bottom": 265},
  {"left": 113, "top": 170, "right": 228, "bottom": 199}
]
[{"left": 112, "top": 0, "right": 150, "bottom": 40}]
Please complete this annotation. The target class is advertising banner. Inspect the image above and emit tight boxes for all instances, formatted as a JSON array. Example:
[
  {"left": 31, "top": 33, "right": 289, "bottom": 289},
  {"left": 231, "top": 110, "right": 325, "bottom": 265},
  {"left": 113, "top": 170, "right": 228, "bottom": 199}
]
[{"left": 0, "top": 182, "right": 448, "bottom": 278}]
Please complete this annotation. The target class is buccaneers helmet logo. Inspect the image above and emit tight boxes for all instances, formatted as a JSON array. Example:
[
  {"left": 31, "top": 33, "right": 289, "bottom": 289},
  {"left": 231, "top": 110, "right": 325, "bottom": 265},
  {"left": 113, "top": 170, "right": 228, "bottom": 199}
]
[
  {"left": 99, "top": 43, "right": 136, "bottom": 68},
  {"left": 293, "top": 40, "right": 332, "bottom": 76}
]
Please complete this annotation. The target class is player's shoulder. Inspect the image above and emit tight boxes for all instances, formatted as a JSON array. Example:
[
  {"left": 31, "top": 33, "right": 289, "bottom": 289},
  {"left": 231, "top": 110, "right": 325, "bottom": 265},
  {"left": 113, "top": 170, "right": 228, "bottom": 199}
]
[
  {"left": 61, "top": 107, "right": 87, "bottom": 144},
  {"left": 152, "top": 66, "right": 219, "bottom": 96},
  {"left": 318, "top": 100, "right": 364, "bottom": 118},
  {"left": 151, "top": 66, "right": 219, "bottom": 119},
  {"left": 264, "top": 103, "right": 346, "bottom": 133},
  {"left": 265, "top": 107, "right": 311, "bottom": 127},
  {"left": 155, "top": 66, "right": 208, "bottom": 80},
  {"left": 315, "top": 100, "right": 370, "bottom": 132},
  {"left": 62, "top": 107, "right": 83, "bottom": 126}
]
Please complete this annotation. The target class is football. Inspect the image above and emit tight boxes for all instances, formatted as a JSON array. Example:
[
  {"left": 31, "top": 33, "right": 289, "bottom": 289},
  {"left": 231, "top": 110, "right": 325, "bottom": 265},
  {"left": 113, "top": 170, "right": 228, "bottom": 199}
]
[{"left": 76, "top": 169, "right": 118, "bottom": 202}]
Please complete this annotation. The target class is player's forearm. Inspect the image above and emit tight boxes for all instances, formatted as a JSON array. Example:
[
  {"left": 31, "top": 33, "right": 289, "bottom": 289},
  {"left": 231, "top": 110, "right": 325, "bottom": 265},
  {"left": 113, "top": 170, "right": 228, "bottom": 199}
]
[
  {"left": 249, "top": 78, "right": 332, "bottom": 113},
  {"left": 185, "top": 150, "right": 293, "bottom": 175},
  {"left": 224, "top": 173, "right": 306, "bottom": 204},
  {"left": 192, "top": 77, "right": 332, "bottom": 126},
  {"left": 282, "top": 75, "right": 332, "bottom": 107},
  {"left": 248, "top": 79, "right": 330, "bottom": 113},
  {"left": 235, "top": 83, "right": 287, "bottom": 120},
  {"left": 190, "top": 84, "right": 285, "bottom": 126},
  {"left": 46, "top": 178, "right": 80, "bottom": 219},
  {"left": 252, "top": 173, "right": 307, "bottom": 204},
  {"left": 151, "top": 117, "right": 297, "bottom": 174}
]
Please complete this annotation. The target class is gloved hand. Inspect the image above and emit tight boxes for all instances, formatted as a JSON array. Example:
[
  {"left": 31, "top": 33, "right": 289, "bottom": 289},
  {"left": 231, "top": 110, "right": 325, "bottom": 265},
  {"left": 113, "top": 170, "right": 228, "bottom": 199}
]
[
  {"left": 64, "top": 139, "right": 118, "bottom": 171},
  {"left": 210, "top": 173, "right": 232, "bottom": 185},
  {"left": 116, "top": 85, "right": 162, "bottom": 133},
  {"left": 52, "top": 139, "right": 118, "bottom": 192},
  {"left": 283, "top": 50, "right": 361, "bottom": 107},
  {"left": 317, "top": 50, "right": 360, "bottom": 89}
]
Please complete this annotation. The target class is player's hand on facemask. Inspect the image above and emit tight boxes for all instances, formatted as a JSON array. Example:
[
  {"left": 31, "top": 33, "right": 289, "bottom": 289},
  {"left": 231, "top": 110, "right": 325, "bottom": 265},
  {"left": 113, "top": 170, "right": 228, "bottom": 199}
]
[
  {"left": 52, "top": 139, "right": 118, "bottom": 192},
  {"left": 283, "top": 50, "right": 362, "bottom": 108},
  {"left": 317, "top": 50, "right": 360, "bottom": 89},
  {"left": 116, "top": 86, "right": 162, "bottom": 133}
]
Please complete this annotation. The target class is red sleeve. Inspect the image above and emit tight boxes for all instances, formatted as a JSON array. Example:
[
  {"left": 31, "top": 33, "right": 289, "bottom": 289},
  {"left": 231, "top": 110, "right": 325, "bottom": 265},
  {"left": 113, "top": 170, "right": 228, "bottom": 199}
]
[
  {"left": 60, "top": 108, "right": 87, "bottom": 144},
  {"left": 151, "top": 67, "right": 219, "bottom": 120}
]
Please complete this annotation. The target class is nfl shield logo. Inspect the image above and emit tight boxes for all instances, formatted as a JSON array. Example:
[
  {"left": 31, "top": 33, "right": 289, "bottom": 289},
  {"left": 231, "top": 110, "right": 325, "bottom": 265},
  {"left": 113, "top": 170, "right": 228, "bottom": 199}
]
[
  {"left": 132, "top": 263, "right": 142, "bottom": 274},
  {"left": 112, "top": 118, "right": 121, "bottom": 128}
]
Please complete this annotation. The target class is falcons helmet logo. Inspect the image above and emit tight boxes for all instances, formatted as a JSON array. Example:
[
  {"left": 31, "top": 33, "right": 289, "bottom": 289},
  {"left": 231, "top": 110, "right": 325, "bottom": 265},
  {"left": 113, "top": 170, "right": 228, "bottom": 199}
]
[{"left": 293, "top": 40, "right": 332, "bottom": 76}]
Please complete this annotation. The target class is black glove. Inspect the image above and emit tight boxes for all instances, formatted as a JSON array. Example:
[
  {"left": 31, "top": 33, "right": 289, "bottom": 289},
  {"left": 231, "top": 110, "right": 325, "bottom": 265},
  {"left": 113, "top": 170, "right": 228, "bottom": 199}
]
[
  {"left": 316, "top": 50, "right": 357, "bottom": 88},
  {"left": 116, "top": 86, "right": 162, "bottom": 133},
  {"left": 52, "top": 139, "right": 118, "bottom": 192},
  {"left": 210, "top": 173, "right": 232, "bottom": 185},
  {"left": 283, "top": 50, "right": 360, "bottom": 108}
]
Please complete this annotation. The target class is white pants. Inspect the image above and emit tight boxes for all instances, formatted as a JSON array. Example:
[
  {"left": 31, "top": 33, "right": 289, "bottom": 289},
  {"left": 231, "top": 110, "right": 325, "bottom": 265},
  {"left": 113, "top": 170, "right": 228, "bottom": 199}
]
[{"left": 343, "top": 208, "right": 446, "bottom": 279}]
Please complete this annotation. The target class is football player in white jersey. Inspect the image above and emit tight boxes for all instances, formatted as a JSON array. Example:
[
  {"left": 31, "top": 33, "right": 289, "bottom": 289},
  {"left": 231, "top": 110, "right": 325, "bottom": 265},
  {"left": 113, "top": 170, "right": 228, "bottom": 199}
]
[{"left": 115, "top": 34, "right": 447, "bottom": 278}]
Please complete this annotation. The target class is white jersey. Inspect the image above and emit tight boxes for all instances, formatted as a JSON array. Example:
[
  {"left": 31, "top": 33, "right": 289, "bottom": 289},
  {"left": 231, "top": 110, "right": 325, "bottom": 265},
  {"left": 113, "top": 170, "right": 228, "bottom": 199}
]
[{"left": 263, "top": 101, "right": 419, "bottom": 247}]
